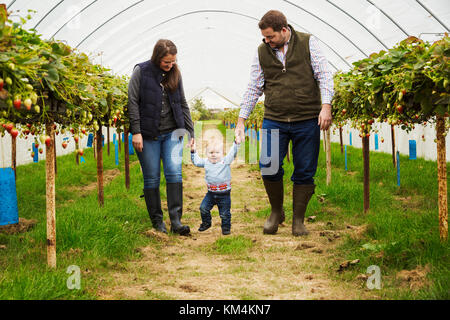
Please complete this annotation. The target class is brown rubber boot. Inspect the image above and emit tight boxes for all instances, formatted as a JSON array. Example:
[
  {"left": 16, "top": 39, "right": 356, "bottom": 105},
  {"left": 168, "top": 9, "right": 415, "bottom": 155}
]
[
  {"left": 262, "top": 179, "right": 284, "bottom": 234},
  {"left": 292, "top": 184, "right": 315, "bottom": 236}
]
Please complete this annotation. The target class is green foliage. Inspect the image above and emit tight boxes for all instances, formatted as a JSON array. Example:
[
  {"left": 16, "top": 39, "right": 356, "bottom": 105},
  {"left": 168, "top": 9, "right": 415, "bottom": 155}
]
[
  {"left": 0, "top": 9, "right": 128, "bottom": 140},
  {"left": 220, "top": 102, "right": 264, "bottom": 127},
  {"left": 332, "top": 35, "right": 450, "bottom": 136},
  {"left": 190, "top": 97, "right": 212, "bottom": 120}
]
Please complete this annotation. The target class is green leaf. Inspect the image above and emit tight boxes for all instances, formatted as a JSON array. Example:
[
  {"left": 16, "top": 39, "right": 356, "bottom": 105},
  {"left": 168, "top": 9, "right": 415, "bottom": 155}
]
[
  {"left": 413, "top": 61, "right": 425, "bottom": 70},
  {"left": 44, "top": 67, "right": 59, "bottom": 83}
]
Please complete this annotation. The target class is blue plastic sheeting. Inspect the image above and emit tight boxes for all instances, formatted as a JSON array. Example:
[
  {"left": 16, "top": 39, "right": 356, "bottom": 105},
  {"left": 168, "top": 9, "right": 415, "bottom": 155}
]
[
  {"left": 374, "top": 134, "right": 379, "bottom": 150},
  {"left": 129, "top": 134, "right": 134, "bottom": 155},
  {"left": 409, "top": 140, "right": 417, "bottom": 160},
  {"left": 0, "top": 168, "right": 19, "bottom": 226},
  {"left": 115, "top": 140, "right": 119, "bottom": 165},
  {"left": 32, "top": 143, "right": 39, "bottom": 163},
  {"left": 87, "top": 133, "right": 94, "bottom": 148},
  {"left": 349, "top": 132, "right": 353, "bottom": 146}
]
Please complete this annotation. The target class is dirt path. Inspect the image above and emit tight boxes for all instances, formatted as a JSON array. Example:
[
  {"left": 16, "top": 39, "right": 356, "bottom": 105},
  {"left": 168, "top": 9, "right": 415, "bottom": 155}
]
[{"left": 98, "top": 161, "right": 379, "bottom": 300}]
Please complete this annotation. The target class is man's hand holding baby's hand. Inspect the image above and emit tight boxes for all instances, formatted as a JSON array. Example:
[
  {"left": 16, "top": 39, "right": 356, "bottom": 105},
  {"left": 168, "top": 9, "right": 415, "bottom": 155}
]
[{"left": 190, "top": 138, "right": 196, "bottom": 152}]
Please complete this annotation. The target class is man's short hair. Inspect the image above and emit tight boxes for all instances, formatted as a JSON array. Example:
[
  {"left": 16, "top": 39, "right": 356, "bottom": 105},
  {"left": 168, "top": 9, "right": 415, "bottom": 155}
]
[{"left": 258, "top": 10, "right": 288, "bottom": 32}]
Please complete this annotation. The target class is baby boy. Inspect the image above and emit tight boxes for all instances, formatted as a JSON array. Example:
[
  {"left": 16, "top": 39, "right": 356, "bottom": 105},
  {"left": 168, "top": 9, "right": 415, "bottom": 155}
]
[{"left": 190, "top": 138, "right": 240, "bottom": 235}]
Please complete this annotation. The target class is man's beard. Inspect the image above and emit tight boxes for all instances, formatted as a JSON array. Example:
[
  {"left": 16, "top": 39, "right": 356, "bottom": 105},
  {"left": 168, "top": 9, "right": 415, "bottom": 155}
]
[
  {"left": 274, "top": 41, "right": 285, "bottom": 49},
  {"left": 273, "top": 35, "right": 288, "bottom": 49}
]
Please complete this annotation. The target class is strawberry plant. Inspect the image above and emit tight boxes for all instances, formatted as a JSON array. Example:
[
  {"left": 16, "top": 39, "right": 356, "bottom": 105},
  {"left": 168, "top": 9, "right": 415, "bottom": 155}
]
[{"left": 332, "top": 34, "right": 449, "bottom": 240}]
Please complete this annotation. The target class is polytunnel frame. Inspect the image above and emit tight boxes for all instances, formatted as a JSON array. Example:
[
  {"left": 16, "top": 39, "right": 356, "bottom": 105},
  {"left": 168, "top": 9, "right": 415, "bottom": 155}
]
[
  {"left": 70, "top": 2, "right": 369, "bottom": 61},
  {"left": 105, "top": 10, "right": 347, "bottom": 73},
  {"left": 5, "top": 0, "right": 450, "bottom": 73}
]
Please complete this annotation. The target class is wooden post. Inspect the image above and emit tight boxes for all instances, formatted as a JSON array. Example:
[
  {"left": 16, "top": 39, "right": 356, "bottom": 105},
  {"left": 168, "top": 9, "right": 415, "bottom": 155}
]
[
  {"left": 53, "top": 129, "right": 57, "bottom": 176},
  {"left": 391, "top": 125, "right": 396, "bottom": 168},
  {"left": 326, "top": 129, "right": 332, "bottom": 186},
  {"left": 107, "top": 126, "right": 110, "bottom": 156},
  {"left": 363, "top": 135, "right": 370, "bottom": 213},
  {"left": 124, "top": 128, "right": 130, "bottom": 190},
  {"left": 93, "top": 135, "right": 97, "bottom": 160},
  {"left": 323, "top": 130, "right": 327, "bottom": 152},
  {"left": 75, "top": 140, "right": 80, "bottom": 165},
  {"left": 436, "top": 116, "right": 448, "bottom": 241},
  {"left": 11, "top": 134, "right": 16, "bottom": 180},
  {"left": 45, "top": 122, "right": 56, "bottom": 268},
  {"left": 339, "top": 127, "right": 344, "bottom": 154},
  {"left": 96, "top": 126, "right": 104, "bottom": 207}
]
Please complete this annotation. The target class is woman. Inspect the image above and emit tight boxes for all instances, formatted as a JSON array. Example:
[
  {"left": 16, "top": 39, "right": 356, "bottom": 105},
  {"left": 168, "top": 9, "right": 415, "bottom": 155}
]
[{"left": 128, "top": 39, "right": 194, "bottom": 235}]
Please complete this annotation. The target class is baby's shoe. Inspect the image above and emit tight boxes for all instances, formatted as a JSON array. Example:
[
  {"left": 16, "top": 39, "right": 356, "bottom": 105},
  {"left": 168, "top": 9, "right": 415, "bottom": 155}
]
[{"left": 198, "top": 222, "right": 211, "bottom": 232}]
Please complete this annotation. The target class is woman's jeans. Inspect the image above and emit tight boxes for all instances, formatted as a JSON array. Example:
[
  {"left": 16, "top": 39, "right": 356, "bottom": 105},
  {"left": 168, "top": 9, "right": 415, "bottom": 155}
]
[
  {"left": 137, "top": 131, "right": 184, "bottom": 189},
  {"left": 260, "top": 118, "right": 320, "bottom": 185},
  {"left": 200, "top": 191, "right": 232, "bottom": 231}
]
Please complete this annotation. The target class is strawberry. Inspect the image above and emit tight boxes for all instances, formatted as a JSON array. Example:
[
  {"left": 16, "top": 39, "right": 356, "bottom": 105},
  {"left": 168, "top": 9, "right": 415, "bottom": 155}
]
[
  {"left": 10, "top": 128, "right": 19, "bottom": 139},
  {"left": 5, "top": 123, "right": 13, "bottom": 133},
  {"left": 24, "top": 98, "right": 32, "bottom": 110},
  {"left": 45, "top": 136, "right": 51, "bottom": 148},
  {"left": 13, "top": 98, "right": 21, "bottom": 110}
]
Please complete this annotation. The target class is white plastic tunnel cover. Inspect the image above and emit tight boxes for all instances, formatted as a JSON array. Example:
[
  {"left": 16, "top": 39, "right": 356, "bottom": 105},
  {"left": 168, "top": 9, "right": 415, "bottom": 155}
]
[{"left": 4, "top": 0, "right": 450, "bottom": 104}]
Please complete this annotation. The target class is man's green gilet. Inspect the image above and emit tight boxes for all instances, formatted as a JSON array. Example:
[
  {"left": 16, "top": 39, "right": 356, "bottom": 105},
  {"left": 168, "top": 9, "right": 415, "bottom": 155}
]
[{"left": 258, "top": 25, "right": 322, "bottom": 122}]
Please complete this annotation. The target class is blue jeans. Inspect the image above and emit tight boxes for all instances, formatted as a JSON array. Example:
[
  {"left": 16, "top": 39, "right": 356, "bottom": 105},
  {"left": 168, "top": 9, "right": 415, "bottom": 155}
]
[
  {"left": 200, "top": 191, "right": 231, "bottom": 231},
  {"left": 260, "top": 118, "right": 320, "bottom": 185},
  {"left": 137, "top": 131, "right": 184, "bottom": 189}
]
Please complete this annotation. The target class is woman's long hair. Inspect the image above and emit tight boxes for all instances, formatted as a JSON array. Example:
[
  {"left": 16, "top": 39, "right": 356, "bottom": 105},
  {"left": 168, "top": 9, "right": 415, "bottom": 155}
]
[{"left": 151, "top": 39, "right": 181, "bottom": 92}]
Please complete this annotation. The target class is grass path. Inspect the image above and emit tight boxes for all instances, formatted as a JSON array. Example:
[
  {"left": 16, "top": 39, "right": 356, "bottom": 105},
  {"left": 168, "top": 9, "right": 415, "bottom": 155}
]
[{"left": 98, "top": 163, "right": 378, "bottom": 300}]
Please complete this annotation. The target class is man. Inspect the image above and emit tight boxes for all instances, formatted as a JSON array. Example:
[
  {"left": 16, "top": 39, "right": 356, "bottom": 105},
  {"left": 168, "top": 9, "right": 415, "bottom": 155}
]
[{"left": 235, "top": 10, "right": 333, "bottom": 236}]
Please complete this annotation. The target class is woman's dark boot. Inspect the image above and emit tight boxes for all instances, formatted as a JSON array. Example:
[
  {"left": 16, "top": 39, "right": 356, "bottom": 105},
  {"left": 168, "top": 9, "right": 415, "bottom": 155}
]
[
  {"left": 262, "top": 179, "right": 285, "bottom": 234},
  {"left": 166, "top": 182, "right": 190, "bottom": 236},
  {"left": 292, "top": 184, "right": 315, "bottom": 236},
  {"left": 143, "top": 188, "right": 167, "bottom": 233}
]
